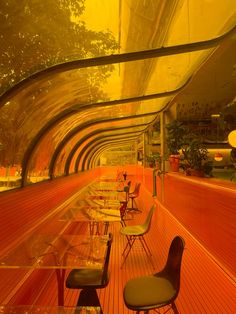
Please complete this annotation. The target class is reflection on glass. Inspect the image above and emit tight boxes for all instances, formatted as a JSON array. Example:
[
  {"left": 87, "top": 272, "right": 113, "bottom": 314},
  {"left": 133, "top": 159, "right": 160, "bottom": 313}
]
[{"left": 0, "top": 305, "right": 101, "bottom": 314}]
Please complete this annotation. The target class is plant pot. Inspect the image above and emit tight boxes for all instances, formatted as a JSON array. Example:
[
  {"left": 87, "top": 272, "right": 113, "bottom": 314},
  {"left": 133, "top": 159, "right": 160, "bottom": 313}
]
[
  {"left": 186, "top": 168, "right": 205, "bottom": 177},
  {"left": 169, "top": 155, "right": 180, "bottom": 172}
]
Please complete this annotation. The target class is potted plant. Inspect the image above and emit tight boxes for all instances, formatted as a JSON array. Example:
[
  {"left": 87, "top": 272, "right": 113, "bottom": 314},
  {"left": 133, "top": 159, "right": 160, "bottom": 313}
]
[
  {"left": 166, "top": 120, "right": 185, "bottom": 172},
  {"left": 182, "top": 138, "right": 213, "bottom": 177},
  {"left": 146, "top": 152, "right": 162, "bottom": 169}
]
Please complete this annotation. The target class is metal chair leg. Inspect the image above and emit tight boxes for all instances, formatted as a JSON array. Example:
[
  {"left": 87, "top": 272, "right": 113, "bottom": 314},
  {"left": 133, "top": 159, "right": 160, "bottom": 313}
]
[
  {"left": 127, "top": 197, "right": 141, "bottom": 212},
  {"left": 140, "top": 236, "right": 152, "bottom": 256},
  {"left": 121, "top": 235, "right": 155, "bottom": 269},
  {"left": 121, "top": 236, "right": 136, "bottom": 268}
]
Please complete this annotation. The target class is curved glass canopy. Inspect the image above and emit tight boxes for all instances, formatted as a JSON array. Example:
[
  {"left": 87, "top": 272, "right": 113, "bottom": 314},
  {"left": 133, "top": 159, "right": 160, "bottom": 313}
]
[{"left": 0, "top": 0, "right": 236, "bottom": 190}]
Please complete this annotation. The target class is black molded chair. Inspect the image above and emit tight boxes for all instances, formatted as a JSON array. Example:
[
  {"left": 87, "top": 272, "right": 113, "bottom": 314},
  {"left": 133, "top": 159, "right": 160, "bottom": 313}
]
[
  {"left": 128, "top": 182, "right": 141, "bottom": 212},
  {"left": 66, "top": 233, "right": 113, "bottom": 313},
  {"left": 123, "top": 236, "right": 185, "bottom": 314},
  {"left": 120, "top": 205, "right": 156, "bottom": 268}
]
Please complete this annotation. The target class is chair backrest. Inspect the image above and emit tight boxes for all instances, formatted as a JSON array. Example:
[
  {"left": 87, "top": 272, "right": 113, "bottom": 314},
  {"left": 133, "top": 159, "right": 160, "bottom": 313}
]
[
  {"left": 135, "top": 182, "right": 141, "bottom": 196},
  {"left": 141, "top": 204, "right": 156, "bottom": 234},
  {"left": 159, "top": 236, "right": 185, "bottom": 295},
  {"left": 101, "top": 233, "right": 113, "bottom": 285},
  {"left": 130, "top": 182, "right": 141, "bottom": 196}
]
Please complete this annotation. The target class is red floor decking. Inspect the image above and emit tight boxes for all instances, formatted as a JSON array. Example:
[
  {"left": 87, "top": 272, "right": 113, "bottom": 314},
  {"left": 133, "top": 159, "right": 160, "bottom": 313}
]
[
  {"left": 2, "top": 173, "right": 236, "bottom": 313},
  {"left": 30, "top": 195, "right": 236, "bottom": 313}
]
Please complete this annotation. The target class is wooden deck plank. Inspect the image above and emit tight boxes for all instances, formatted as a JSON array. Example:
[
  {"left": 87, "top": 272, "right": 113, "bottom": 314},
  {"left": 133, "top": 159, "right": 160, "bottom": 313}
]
[
  {"left": 3, "top": 181, "right": 236, "bottom": 313},
  {"left": 20, "top": 201, "right": 236, "bottom": 313}
]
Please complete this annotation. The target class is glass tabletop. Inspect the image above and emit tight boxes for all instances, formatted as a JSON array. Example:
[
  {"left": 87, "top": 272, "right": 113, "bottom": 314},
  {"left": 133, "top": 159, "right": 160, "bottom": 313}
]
[
  {"left": 58, "top": 178, "right": 125, "bottom": 223},
  {"left": 60, "top": 207, "right": 121, "bottom": 222},
  {"left": 0, "top": 305, "right": 101, "bottom": 313},
  {"left": 0, "top": 234, "right": 108, "bottom": 269}
]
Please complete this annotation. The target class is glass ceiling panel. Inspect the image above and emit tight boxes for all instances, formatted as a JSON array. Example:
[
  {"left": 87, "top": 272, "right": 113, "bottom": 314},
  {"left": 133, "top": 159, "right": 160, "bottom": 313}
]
[
  {"left": 97, "top": 143, "right": 137, "bottom": 167},
  {"left": 28, "top": 115, "right": 153, "bottom": 178},
  {"left": 65, "top": 124, "right": 146, "bottom": 160},
  {"left": 72, "top": 140, "right": 139, "bottom": 173},
  {"left": 58, "top": 126, "right": 146, "bottom": 175},
  {"left": 0, "top": 86, "right": 161, "bottom": 172},
  {"left": 51, "top": 102, "right": 157, "bottom": 139},
  {"left": 83, "top": 139, "right": 138, "bottom": 170},
  {"left": 64, "top": 137, "right": 137, "bottom": 174},
  {"left": 144, "top": 51, "right": 212, "bottom": 94},
  {"left": 54, "top": 127, "right": 143, "bottom": 175},
  {"left": 120, "top": 0, "right": 236, "bottom": 52},
  {"left": 120, "top": 50, "right": 214, "bottom": 100},
  {"left": 0, "top": 0, "right": 235, "bottom": 189},
  {"left": 0, "top": 54, "right": 189, "bottom": 137},
  {"left": 51, "top": 113, "right": 151, "bottom": 155},
  {"left": 1, "top": 52, "right": 199, "bottom": 108},
  {"left": 0, "top": 45, "right": 203, "bottom": 174},
  {"left": 1, "top": 0, "right": 235, "bottom": 97},
  {"left": 83, "top": 142, "right": 138, "bottom": 170},
  {"left": 165, "top": 0, "right": 236, "bottom": 45}
]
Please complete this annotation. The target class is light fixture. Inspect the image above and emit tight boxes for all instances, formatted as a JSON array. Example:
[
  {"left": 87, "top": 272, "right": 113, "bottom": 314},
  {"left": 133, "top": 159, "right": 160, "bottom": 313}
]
[
  {"left": 214, "top": 152, "right": 223, "bottom": 161},
  {"left": 228, "top": 130, "right": 236, "bottom": 148}
]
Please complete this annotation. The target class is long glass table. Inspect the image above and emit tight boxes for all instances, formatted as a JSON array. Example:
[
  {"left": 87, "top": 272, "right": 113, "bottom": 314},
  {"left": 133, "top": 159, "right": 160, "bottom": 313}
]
[
  {"left": 0, "top": 233, "right": 108, "bottom": 306},
  {"left": 0, "top": 305, "right": 101, "bottom": 313},
  {"left": 58, "top": 178, "right": 127, "bottom": 235},
  {"left": 60, "top": 207, "right": 121, "bottom": 235}
]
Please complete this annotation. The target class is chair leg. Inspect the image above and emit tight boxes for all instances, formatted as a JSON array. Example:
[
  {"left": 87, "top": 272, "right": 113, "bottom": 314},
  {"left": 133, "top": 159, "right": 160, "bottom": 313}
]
[
  {"left": 139, "top": 236, "right": 152, "bottom": 256},
  {"left": 128, "top": 197, "right": 141, "bottom": 212},
  {"left": 131, "top": 197, "right": 134, "bottom": 209},
  {"left": 172, "top": 302, "right": 179, "bottom": 314},
  {"left": 139, "top": 236, "right": 155, "bottom": 269},
  {"left": 122, "top": 235, "right": 134, "bottom": 256},
  {"left": 77, "top": 288, "right": 103, "bottom": 313},
  {"left": 121, "top": 236, "right": 136, "bottom": 268},
  {"left": 120, "top": 220, "right": 126, "bottom": 227},
  {"left": 122, "top": 235, "right": 155, "bottom": 269}
]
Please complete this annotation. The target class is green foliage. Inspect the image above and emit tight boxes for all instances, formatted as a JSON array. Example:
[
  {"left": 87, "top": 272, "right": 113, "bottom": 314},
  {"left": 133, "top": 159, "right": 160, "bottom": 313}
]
[
  {"left": 182, "top": 138, "right": 212, "bottom": 175},
  {"left": 230, "top": 148, "right": 236, "bottom": 163},
  {"left": 166, "top": 120, "right": 213, "bottom": 176},
  {"left": 166, "top": 120, "right": 185, "bottom": 155},
  {"left": 0, "top": 0, "right": 120, "bottom": 167},
  {"left": 0, "top": 0, "right": 119, "bottom": 94},
  {"left": 146, "top": 152, "right": 162, "bottom": 168}
]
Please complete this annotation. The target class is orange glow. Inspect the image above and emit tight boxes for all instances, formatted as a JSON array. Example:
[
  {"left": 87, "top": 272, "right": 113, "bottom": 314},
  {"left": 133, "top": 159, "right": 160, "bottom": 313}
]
[
  {"left": 228, "top": 130, "right": 236, "bottom": 147},
  {"left": 214, "top": 152, "right": 223, "bottom": 161}
]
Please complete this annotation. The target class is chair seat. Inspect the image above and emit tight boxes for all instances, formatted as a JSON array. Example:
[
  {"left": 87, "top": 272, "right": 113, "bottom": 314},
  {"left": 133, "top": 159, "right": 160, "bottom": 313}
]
[
  {"left": 66, "top": 268, "right": 109, "bottom": 289},
  {"left": 124, "top": 275, "right": 176, "bottom": 309},
  {"left": 120, "top": 224, "right": 146, "bottom": 236}
]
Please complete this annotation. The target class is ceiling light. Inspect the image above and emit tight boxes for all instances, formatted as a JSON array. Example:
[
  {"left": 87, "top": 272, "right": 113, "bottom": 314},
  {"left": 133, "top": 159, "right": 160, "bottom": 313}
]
[{"left": 228, "top": 130, "right": 236, "bottom": 147}]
